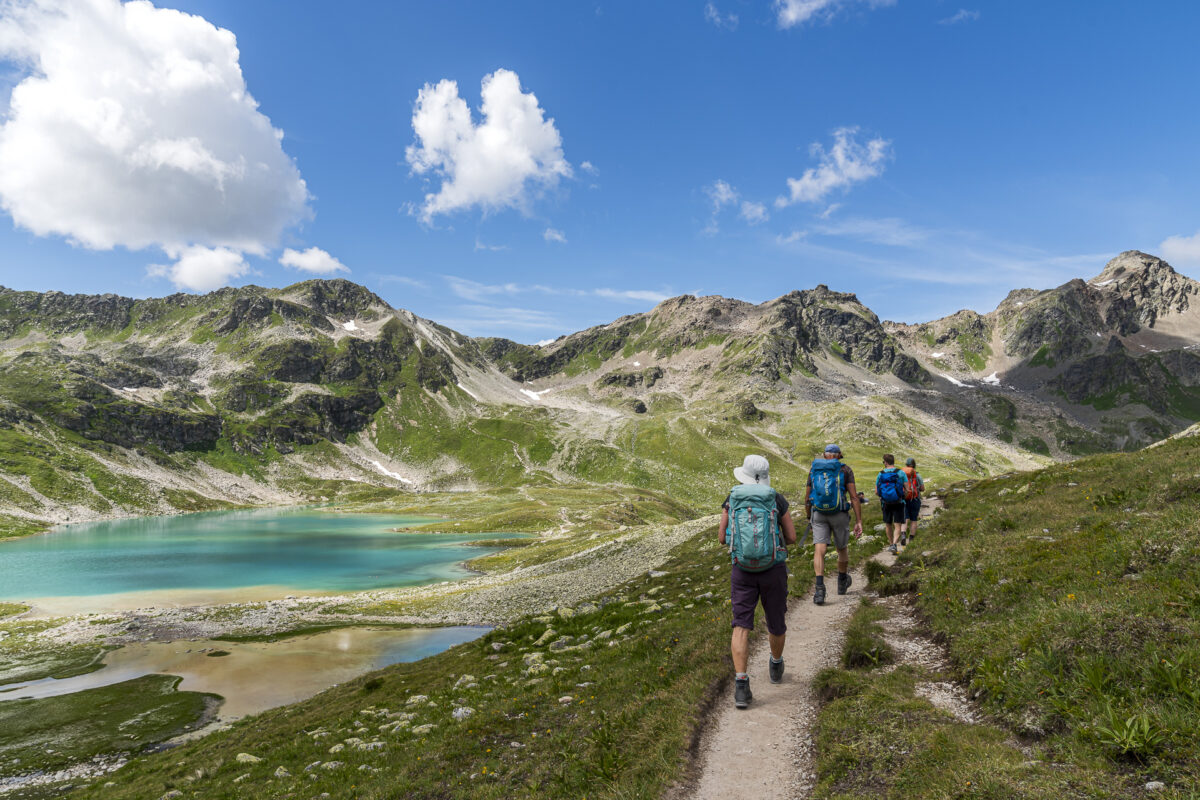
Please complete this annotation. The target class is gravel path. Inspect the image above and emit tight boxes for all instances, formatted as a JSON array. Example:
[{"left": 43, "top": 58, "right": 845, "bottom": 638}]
[{"left": 681, "top": 562, "right": 864, "bottom": 800}]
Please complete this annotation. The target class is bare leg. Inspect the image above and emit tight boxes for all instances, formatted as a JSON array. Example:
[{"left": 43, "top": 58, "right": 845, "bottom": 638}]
[
  {"left": 768, "top": 632, "right": 785, "bottom": 659},
  {"left": 836, "top": 547, "right": 849, "bottom": 573},
  {"left": 731, "top": 626, "right": 751, "bottom": 673},
  {"left": 908, "top": 519, "right": 919, "bottom": 539},
  {"left": 813, "top": 542, "right": 828, "bottom": 576}
]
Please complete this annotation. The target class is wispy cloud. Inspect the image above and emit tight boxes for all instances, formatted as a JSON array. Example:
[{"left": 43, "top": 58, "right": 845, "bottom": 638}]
[
  {"left": 776, "top": 127, "right": 891, "bottom": 207},
  {"left": 1160, "top": 231, "right": 1200, "bottom": 268},
  {"left": 705, "top": 179, "right": 769, "bottom": 233},
  {"left": 580, "top": 161, "right": 599, "bottom": 175},
  {"left": 444, "top": 276, "right": 670, "bottom": 305},
  {"left": 544, "top": 227, "right": 568, "bottom": 244},
  {"left": 594, "top": 288, "right": 671, "bottom": 303},
  {"left": 440, "top": 304, "right": 564, "bottom": 334},
  {"left": 774, "top": 0, "right": 896, "bottom": 29},
  {"left": 474, "top": 239, "right": 508, "bottom": 252},
  {"left": 939, "top": 9, "right": 980, "bottom": 25},
  {"left": 704, "top": 2, "right": 739, "bottom": 30},
  {"left": 372, "top": 274, "right": 429, "bottom": 290},
  {"left": 815, "top": 217, "right": 928, "bottom": 247}
]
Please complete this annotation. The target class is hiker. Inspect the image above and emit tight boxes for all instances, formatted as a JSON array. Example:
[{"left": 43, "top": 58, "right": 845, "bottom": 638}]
[
  {"left": 718, "top": 454, "right": 797, "bottom": 709},
  {"left": 805, "top": 444, "right": 863, "bottom": 606},
  {"left": 901, "top": 457, "right": 925, "bottom": 546},
  {"left": 876, "top": 454, "right": 909, "bottom": 554}
]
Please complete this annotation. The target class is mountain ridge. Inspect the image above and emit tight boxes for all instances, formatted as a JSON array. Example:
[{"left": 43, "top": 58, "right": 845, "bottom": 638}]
[{"left": 0, "top": 251, "right": 1197, "bottom": 533}]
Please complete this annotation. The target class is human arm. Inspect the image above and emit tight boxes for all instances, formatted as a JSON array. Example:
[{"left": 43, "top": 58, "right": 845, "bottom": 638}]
[
  {"left": 718, "top": 508, "right": 729, "bottom": 546},
  {"left": 847, "top": 481, "right": 863, "bottom": 538},
  {"left": 780, "top": 508, "right": 797, "bottom": 546}
]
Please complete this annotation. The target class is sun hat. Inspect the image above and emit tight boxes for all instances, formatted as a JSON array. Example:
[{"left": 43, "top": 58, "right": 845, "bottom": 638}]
[
  {"left": 824, "top": 444, "right": 842, "bottom": 457},
  {"left": 733, "top": 454, "right": 771, "bottom": 485},
  {"left": 905, "top": 457, "right": 916, "bottom": 467}
]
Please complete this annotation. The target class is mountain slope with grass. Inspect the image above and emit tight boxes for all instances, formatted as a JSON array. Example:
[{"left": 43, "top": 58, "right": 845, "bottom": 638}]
[{"left": 819, "top": 429, "right": 1200, "bottom": 798}]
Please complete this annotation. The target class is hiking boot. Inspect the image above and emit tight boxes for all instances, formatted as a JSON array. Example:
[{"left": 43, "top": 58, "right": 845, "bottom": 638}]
[
  {"left": 837, "top": 572, "right": 852, "bottom": 595},
  {"left": 769, "top": 658, "right": 784, "bottom": 684},
  {"left": 888, "top": 544, "right": 898, "bottom": 555},
  {"left": 900, "top": 533, "right": 908, "bottom": 546},
  {"left": 734, "top": 677, "right": 752, "bottom": 708},
  {"left": 813, "top": 582, "right": 826, "bottom": 605}
]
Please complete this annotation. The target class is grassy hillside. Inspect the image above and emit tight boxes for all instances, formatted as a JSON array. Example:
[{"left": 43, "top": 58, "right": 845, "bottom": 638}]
[{"left": 812, "top": 430, "right": 1200, "bottom": 798}]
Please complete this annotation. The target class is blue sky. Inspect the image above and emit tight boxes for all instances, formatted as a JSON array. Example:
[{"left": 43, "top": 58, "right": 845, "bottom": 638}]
[{"left": 0, "top": 0, "right": 1198, "bottom": 341}]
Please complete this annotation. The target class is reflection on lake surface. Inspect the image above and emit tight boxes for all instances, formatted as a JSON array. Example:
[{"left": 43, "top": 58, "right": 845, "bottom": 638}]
[
  {"left": 0, "top": 626, "right": 488, "bottom": 720},
  {"left": 0, "top": 507, "right": 525, "bottom": 604}
]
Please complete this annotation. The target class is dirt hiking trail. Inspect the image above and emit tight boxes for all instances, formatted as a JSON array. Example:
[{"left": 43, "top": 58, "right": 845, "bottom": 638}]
[{"left": 681, "top": 500, "right": 941, "bottom": 799}]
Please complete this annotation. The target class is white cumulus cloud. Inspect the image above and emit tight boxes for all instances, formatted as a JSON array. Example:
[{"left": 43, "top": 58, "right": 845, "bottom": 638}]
[
  {"left": 1160, "top": 231, "right": 1200, "bottom": 269},
  {"left": 406, "top": 68, "right": 571, "bottom": 223},
  {"left": 544, "top": 228, "right": 567, "bottom": 244},
  {"left": 0, "top": 0, "right": 310, "bottom": 258},
  {"left": 279, "top": 246, "right": 349, "bottom": 275},
  {"left": 776, "top": 127, "right": 891, "bottom": 207},
  {"left": 775, "top": 0, "right": 895, "bottom": 29},
  {"left": 148, "top": 246, "right": 248, "bottom": 292}
]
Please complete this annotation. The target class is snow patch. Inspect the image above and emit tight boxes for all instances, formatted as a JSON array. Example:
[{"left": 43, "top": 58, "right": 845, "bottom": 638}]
[
  {"left": 633, "top": 361, "right": 641, "bottom": 367},
  {"left": 1016, "top": 301, "right": 1024, "bottom": 306},
  {"left": 940, "top": 373, "right": 971, "bottom": 388},
  {"left": 1094, "top": 332, "right": 1103, "bottom": 338},
  {"left": 369, "top": 460, "right": 412, "bottom": 484},
  {"left": 342, "top": 320, "right": 359, "bottom": 331},
  {"left": 520, "top": 388, "right": 552, "bottom": 402},
  {"left": 456, "top": 383, "right": 480, "bottom": 401},
  {"left": 1091, "top": 278, "right": 1116, "bottom": 287},
  {"left": 982, "top": 372, "right": 1001, "bottom": 385},
  {"left": 862, "top": 380, "right": 877, "bottom": 386},
  {"left": 930, "top": 352, "right": 945, "bottom": 358}
]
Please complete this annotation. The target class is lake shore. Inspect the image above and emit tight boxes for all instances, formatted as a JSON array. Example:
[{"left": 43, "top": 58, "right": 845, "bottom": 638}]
[{"left": 17, "top": 515, "right": 713, "bottom": 651}]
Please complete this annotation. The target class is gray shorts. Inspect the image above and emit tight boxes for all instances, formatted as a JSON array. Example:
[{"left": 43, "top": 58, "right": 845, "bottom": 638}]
[{"left": 811, "top": 511, "right": 850, "bottom": 550}]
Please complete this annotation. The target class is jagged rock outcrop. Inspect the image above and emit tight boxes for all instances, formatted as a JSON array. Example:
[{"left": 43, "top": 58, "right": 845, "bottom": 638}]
[
  {"left": 762, "top": 287, "right": 928, "bottom": 383},
  {"left": 1093, "top": 251, "right": 1198, "bottom": 332}
]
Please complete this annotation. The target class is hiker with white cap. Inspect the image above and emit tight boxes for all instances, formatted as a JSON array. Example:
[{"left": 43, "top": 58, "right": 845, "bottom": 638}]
[
  {"left": 804, "top": 444, "right": 863, "bottom": 605},
  {"left": 718, "top": 454, "right": 797, "bottom": 709}
]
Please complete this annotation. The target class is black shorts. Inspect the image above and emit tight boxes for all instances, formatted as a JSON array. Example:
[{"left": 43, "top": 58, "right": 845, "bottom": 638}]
[
  {"left": 882, "top": 502, "right": 906, "bottom": 525},
  {"left": 730, "top": 562, "right": 788, "bottom": 635}
]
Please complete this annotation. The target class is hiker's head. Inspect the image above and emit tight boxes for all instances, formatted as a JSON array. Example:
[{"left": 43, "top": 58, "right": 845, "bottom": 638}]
[
  {"left": 905, "top": 457, "right": 916, "bottom": 468},
  {"left": 824, "top": 444, "right": 842, "bottom": 460},
  {"left": 882, "top": 453, "right": 896, "bottom": 466},
  {"left": 734, "top": 454, "right": 770, "bottom": 486}
]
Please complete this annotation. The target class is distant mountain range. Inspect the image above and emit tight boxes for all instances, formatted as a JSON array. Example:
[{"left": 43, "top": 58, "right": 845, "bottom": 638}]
[{"left": 0, "top": 250, "right": 1196, "bottom": 532}]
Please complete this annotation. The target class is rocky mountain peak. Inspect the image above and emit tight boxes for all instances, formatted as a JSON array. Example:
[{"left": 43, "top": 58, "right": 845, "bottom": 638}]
[{"left": 1092, "top": 250, "right": 1177, "bottom": 284}]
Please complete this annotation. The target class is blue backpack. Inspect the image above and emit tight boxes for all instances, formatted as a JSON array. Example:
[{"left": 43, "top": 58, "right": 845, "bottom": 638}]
[
  {"left": 809, "top": 458, "right": 848, "bottom": 513},
  {"left": 878, "top": 469, "right": 904, "bottom": 503},
  {"left": 727, "top": 484, "right": 785, "bottom": 572}
]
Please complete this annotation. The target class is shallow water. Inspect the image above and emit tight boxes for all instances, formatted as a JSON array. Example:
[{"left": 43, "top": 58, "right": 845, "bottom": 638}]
[
  {"left": 0, "top": 507, "right": 522, "bottom": 604},
  {"left": 0, "top": 626, "right": 487, "bottom": 720}
]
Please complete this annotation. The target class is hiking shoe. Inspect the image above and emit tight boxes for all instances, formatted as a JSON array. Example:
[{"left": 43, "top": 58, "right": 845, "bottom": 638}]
[
  {"left": 900, "top": 534, "right": 908, "bottom": 546},
  {"left": 734, "top": 677, "right": 752, "bottom": 708},
  {"left": 813, "top": 582, "right": 826, "bottom": 605},
  {"left": 769, "top": 658, "right": 784, "bottom": 684},
  {"left": 888, "top": 544, "right": 898, "bottom": 555},
  {"left": 837, "top": 572, "right": 852, "bottom": 595}
]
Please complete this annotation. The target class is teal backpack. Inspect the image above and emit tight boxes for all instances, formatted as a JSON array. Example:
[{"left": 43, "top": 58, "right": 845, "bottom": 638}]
[
  {"left": 809, "top": 458, "right": 848, "bottom": 513},
  {"left": 727, "top": 484, "right": 785, "bottom": 572}
]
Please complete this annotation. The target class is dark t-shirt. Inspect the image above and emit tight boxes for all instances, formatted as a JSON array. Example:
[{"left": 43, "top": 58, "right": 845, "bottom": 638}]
[{"left": 722, "top": 490, "right": 790, "bottom": 516}]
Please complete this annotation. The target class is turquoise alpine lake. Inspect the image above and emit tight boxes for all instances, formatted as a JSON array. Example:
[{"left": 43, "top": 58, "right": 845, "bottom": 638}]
[{"left": 0, "top": 507, "right": 526, "bottom": 603}]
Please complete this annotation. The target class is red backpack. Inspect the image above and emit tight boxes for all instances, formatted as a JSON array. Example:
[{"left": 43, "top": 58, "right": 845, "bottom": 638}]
[{"left": 903, "top": 466, "right": 921, "bottom": 500}]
